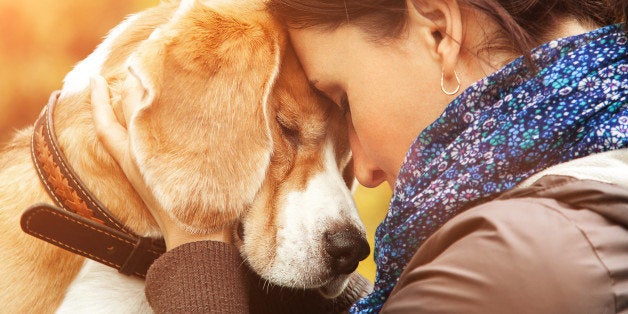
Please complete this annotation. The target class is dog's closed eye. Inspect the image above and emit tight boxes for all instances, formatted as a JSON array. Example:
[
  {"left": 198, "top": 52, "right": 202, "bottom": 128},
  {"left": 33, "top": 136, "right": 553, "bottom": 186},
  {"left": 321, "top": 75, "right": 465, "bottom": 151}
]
[{"left": 276, "top": 115, "right": 300, "bottom": 146}]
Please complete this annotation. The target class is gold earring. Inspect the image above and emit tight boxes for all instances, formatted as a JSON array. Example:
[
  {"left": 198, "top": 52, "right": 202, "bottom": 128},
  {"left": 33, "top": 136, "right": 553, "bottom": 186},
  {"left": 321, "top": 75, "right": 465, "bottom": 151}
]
[{"left": 441, "top": 70, "right": 460, "bottom": 95}]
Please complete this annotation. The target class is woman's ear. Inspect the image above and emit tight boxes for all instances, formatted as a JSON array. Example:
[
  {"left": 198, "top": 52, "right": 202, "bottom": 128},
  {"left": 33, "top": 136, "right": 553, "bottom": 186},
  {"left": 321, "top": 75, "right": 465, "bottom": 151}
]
[{"left": 407, "top": 0, "right": 463, "bottom": 77}]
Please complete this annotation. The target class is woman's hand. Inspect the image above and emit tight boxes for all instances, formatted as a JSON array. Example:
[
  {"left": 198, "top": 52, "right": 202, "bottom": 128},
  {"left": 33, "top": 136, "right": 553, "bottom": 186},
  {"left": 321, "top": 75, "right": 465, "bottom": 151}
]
[{"left": 90, "top": 75, "right": 233, "bottom": 250}]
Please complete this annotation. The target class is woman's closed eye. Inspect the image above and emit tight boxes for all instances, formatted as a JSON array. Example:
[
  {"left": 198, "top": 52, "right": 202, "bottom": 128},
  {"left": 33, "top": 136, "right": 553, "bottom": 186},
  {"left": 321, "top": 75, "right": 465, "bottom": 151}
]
[{"left": 309, "top": 81, "right": 349, "bottom": 115}]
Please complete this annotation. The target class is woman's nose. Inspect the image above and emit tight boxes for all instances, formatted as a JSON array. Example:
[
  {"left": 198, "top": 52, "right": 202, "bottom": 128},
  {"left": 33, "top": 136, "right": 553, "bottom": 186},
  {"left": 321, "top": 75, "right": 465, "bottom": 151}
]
[
  {"left": 353, "top": 155, "right": 387, "bottom": 188},
  {"left": 349, "top": 128, "right": 386, "bottom": 188}
]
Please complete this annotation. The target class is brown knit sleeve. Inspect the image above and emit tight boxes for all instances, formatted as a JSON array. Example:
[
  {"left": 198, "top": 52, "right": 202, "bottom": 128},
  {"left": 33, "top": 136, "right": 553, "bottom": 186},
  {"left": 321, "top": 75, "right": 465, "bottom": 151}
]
[
  {"left": 248, "top": 271, "right": 373, "bottom": 313},
  {"left": 145, "top": 241, "right": 249, "bottom": 313}
]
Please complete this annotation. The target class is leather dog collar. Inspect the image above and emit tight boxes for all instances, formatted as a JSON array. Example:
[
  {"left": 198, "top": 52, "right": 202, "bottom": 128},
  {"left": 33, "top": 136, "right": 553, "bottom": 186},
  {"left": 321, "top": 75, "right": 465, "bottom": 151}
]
[{"left": 21, "top": 91, "right": 165, "bottom": 278}]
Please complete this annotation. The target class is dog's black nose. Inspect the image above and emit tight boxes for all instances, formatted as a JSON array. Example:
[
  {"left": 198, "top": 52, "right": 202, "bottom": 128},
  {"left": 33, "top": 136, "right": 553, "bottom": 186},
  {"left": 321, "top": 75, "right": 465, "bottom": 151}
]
[{"left": 325, "top": 229, "right": 370, "bottom": 275}]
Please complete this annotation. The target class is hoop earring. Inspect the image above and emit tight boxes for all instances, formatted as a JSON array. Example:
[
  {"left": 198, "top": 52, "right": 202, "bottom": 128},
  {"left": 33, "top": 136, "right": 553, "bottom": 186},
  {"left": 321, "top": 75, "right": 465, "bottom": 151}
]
[{"left": 441, "top": 70, "right": 460, "bottom": 95}]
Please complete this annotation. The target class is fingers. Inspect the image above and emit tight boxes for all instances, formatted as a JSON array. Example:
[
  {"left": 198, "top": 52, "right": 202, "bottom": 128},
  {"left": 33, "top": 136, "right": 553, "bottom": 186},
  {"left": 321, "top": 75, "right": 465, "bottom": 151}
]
[
  {"left": 90, "top": 75, "right": 165, "bottom": 226},
  {"left": 90, "top": 75, "right": 130, "bottom": 166},
  {"left": 122, "top": 68, "right": 149, "bottom": 125},
  {"left": 90, "top": 75, "right": 143, "bottom": 199}
]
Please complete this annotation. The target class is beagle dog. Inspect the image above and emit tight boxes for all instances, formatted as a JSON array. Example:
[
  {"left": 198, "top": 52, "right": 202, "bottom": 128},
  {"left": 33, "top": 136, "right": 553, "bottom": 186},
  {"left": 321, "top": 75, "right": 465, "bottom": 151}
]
[{"left": 0, "top": 0, "right": 369, "bottom": 312}]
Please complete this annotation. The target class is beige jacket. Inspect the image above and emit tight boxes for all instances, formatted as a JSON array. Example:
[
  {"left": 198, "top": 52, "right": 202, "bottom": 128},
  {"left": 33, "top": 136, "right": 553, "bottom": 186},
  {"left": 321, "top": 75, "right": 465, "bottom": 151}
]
[{"left": 382, "top": 149, "right": 628, "bottom": 313}]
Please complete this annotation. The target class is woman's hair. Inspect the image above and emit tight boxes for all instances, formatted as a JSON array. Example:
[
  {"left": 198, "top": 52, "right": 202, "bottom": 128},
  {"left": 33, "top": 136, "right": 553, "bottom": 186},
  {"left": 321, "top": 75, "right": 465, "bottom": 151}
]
[{"left": 266, "top": 0, "right": 628, "bottom": 67}]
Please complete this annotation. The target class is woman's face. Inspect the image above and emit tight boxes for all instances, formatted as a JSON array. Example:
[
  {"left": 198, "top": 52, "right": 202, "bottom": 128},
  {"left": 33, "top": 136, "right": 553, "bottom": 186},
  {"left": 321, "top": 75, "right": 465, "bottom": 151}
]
[
  {"left": 288, "top": 2, "right": 592, "bottom": 189},
  {"left": 289, "top": 25, "right": 456, "bottom": 188}
]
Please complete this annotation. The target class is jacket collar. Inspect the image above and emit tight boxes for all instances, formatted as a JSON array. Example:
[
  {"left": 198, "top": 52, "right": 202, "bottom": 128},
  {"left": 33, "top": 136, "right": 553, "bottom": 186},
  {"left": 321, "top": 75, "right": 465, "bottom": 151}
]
[
  {"left": 505, "top": 148, "right": 628, "bottom": 229},
  {"left": 517, "top": 148, "right": 628, "bottom": 190}
]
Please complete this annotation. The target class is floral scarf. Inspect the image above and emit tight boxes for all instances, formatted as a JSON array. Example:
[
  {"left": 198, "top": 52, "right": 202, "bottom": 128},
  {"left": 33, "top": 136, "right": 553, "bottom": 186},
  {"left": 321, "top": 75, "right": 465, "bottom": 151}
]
[{"left": 351, "top": 24, "right": 628, "bottom": 313}]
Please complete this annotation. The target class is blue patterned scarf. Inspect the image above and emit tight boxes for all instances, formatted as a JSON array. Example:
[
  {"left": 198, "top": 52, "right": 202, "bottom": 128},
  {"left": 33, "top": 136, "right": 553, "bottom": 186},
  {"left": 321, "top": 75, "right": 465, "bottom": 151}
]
[{"left": 352, "top": 24, "right": 628, "bottom": 313}]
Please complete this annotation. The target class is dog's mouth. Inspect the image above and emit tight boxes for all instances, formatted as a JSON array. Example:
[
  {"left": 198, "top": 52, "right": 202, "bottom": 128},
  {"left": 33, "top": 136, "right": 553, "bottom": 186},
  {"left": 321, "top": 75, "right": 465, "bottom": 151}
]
[
  {"left": 318, "top": 275, "right": 351, "bottom": 298},
  {"left": 237, "top": 221, "right": 245, "bottom": 241},
  {"left": 235, "top": 217, "right": 365, "bottom": 299},
  {"left": 232, "top": 221, "right": 245, "bottom": 248}
]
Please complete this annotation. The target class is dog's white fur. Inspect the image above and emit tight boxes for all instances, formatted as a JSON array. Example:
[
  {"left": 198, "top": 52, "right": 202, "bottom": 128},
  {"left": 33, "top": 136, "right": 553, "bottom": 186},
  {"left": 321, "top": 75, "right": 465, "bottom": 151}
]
[
  {"left": 245, "top": 141, "right": 359, "bottom": 289},
  {"left": 0, "top": 0, "right": 366, "bottom": 312},
  {"left": 57, "top": 260, "right": 150, "bottom": 313}
]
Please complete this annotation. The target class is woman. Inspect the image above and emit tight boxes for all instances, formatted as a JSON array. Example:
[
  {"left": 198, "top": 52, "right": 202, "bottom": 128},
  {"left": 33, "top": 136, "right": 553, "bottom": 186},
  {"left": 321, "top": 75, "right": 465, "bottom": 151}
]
[{"left": 90, "top": 0, "right": 628, "bottom": 312}]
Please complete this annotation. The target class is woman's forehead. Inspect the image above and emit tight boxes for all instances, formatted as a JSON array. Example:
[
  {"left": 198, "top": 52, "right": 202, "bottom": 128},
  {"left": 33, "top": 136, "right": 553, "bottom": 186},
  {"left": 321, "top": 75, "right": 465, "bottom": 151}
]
[
  {"left": 288, "top": 26, "right": 368, "bottom": 85},
  {"left": 288, "top": 29, "right": 340, "bottom": 83}
]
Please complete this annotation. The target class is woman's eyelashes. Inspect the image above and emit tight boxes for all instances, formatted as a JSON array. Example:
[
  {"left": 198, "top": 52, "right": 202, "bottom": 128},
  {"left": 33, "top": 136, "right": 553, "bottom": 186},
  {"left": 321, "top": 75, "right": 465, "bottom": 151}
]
[{"left": 309, "top": 83, "right": 349, "bottom": 115}]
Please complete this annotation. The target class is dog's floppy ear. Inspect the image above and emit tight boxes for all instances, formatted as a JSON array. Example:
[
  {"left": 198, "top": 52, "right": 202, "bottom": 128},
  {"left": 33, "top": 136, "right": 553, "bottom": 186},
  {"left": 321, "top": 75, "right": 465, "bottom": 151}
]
[{"left": 122, "top": 1, "right": 281, "bottom": 233}]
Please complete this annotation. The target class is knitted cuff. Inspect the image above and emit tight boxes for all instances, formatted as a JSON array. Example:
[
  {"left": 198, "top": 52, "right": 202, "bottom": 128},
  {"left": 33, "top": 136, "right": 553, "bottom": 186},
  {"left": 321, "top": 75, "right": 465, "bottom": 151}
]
[
  {"left": 334, "top": 272, "right": 374, "bottom": 310},
  {"left": 145, "top": 241, "right": 249, "bottom": 313},
  {"left": 248, "top": 271, "right": 373, "bottom": 313}
]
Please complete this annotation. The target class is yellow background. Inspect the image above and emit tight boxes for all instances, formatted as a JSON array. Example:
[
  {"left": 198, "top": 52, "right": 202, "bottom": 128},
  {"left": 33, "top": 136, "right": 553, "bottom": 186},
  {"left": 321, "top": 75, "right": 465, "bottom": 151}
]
[
  {"left": 0, "top": 0, "right": 391, "bottom": 283},
  {"left": 353, "top": 183, "right": 390, "bottom": 282}
]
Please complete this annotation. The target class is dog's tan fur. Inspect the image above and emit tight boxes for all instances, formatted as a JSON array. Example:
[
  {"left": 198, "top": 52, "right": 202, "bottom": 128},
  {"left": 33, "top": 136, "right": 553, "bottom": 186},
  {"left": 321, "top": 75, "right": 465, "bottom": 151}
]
[{"left": 0, "top": 0, "right": 358, "bottom": 311}]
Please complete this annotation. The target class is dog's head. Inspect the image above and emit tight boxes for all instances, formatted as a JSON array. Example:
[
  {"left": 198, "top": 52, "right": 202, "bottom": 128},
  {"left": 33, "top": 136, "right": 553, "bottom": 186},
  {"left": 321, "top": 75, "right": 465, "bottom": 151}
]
[{"left": 101, "top": 0, "right": 368, "bottom": 296}]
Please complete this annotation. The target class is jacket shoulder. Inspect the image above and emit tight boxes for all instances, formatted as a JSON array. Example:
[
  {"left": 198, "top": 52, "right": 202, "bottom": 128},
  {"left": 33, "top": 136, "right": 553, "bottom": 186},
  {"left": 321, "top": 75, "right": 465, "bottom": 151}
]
[{"left": 382, "top": 193, "right": 617, "bottom": 314}]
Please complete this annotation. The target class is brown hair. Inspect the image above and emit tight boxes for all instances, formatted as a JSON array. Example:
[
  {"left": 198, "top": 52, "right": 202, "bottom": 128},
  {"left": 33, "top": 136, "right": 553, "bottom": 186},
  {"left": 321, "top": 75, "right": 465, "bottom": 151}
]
[{"left": 266, "top": 0, "right": 627, "bottom": 68}]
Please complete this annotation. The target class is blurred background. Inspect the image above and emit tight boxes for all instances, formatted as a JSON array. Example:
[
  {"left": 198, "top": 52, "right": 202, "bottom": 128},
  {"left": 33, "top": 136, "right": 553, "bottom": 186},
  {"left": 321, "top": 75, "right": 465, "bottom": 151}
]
[
  {"left": 0, "top": 0, "right": 392, "bottom": 283},
  {"left": 0, "top": 0, "right": 156, "bottom": 142}
]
